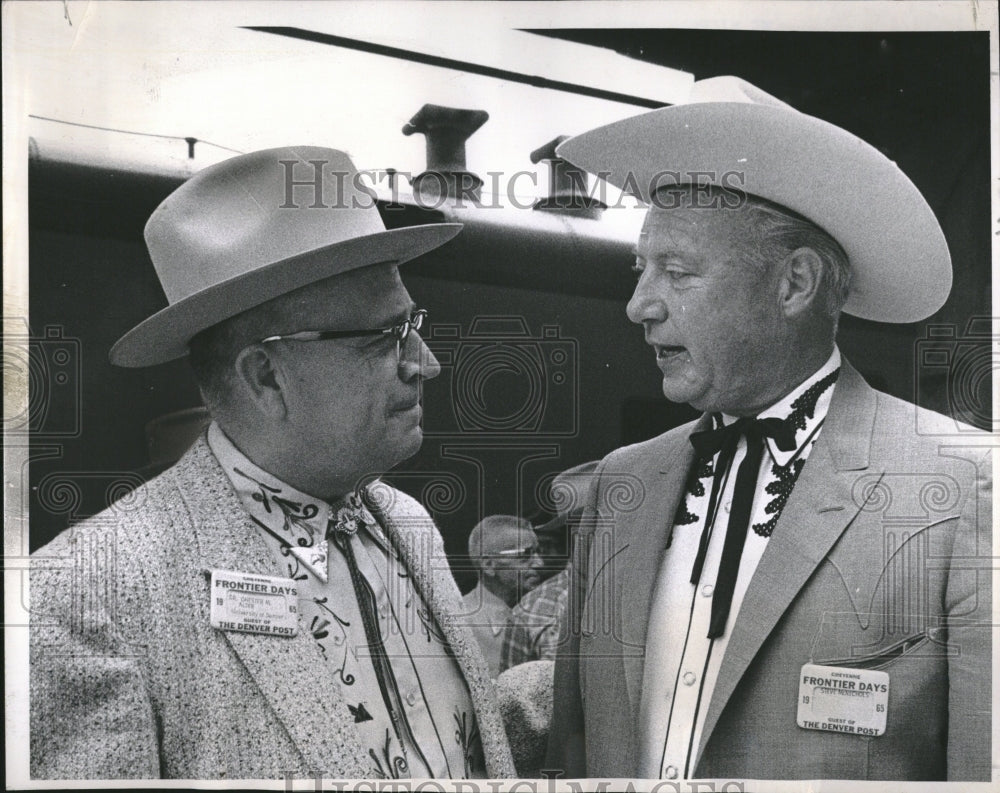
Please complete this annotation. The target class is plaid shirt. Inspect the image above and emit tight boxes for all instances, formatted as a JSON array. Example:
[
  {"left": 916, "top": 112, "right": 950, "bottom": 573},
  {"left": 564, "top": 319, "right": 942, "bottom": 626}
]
[{"left": 500, "top": 568, "right": 569, "bottom": 671}]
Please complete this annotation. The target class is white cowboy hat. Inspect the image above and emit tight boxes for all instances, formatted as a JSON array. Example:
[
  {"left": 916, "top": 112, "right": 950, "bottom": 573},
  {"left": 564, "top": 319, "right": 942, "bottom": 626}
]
[
  {"left": 110, "top": 146, "right": 462, "bottom": 367},
  {"left": 555, "top": 76, "right": 952, "bottom": 323}
]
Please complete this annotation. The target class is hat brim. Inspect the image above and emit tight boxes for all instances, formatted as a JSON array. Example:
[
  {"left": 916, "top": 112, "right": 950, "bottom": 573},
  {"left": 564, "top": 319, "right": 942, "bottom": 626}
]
[
  {"left": 110, "top": 223, "right": 462, "bottom": 367},
  {"left": 556, "top": 102, "right": 951, "bottom": 324}
]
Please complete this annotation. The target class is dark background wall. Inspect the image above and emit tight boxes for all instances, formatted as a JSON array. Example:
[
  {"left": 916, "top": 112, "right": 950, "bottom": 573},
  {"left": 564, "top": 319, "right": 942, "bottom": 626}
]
[{"left": 26, "top": 30, "right": 992, "bottom": 592}]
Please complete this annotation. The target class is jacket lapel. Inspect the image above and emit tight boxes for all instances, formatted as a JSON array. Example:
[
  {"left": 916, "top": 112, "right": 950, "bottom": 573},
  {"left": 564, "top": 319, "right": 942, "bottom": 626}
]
[
  {"left": 175, "top": 437, "right": 371, "bottom": 777},
  {"left": 619, "top": 415, "right": 708, "bottom": 714},
  {"left": 364, "top": 485, "right": 517, "bottom": 779},
  {"left": 695, "top": 361, "right": 879, "bottom": 764}
]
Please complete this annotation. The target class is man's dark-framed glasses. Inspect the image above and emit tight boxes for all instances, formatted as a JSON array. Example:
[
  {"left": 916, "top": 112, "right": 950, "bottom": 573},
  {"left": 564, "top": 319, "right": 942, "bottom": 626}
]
[{"left": 259, "top": 309, "right": 428, "bottom": 358}]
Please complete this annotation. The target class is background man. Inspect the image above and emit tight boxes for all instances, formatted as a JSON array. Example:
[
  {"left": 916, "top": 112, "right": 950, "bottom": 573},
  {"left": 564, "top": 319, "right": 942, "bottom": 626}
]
[
  {"left": 461, "top": 515, "right": 544, "bottom": 676},
  {"left": 546, "top": 78, "right": 992, "bottom": 781},
  {"left": 501, "top": 461, "right": 598, "bottom": 671},
  {"left": 30, "top": 146, "right": 516, "bottom": 780}
]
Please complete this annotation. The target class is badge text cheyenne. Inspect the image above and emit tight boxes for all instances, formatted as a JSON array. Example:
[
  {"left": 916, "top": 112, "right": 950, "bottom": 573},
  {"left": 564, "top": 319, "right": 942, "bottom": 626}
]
[
  {"left": 797, "top": 663, "right": 889, "bottom": 737},
  {"left": 210, "top": 569, "right": 299, "bottom": 637}
]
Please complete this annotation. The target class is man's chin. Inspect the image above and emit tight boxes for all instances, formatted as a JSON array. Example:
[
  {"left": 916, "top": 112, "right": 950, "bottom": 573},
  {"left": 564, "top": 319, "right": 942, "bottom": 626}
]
[
  {"left": 661, "top": 376, "right": 704, "bottom": 409},
  {"left": 387, "top": 428, "right": 424, "bottom": 466}
]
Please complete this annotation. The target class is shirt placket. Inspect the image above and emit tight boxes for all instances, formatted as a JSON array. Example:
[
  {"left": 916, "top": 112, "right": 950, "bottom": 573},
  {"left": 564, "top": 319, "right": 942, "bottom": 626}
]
[
  {"left": 659, "top": 441, "right": 744, "bottom": 778},
  {"left": 350, "top": 528, "right": 462, "bottom": 777}
]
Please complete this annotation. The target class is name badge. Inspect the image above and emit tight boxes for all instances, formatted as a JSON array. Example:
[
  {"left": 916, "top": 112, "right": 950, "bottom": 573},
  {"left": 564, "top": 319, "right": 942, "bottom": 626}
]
[
  {"left": 797, "top": 663, "right": 889, "bottom": 737},
  {"left": 210, "top": 569, "right": 299, "bottom": 637}
]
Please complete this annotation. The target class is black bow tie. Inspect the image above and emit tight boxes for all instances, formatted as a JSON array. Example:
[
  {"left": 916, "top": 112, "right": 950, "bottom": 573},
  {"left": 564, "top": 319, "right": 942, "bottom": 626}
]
[
  {"left": 689, "top": 415, "right": 798, "bottom": 459},
  {"left": 687, "top": 414, "right": 797, "bottom": 639}
]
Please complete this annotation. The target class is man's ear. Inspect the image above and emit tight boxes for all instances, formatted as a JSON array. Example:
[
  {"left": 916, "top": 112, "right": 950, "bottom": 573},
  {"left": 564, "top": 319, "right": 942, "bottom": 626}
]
[
  {"left": 779, "top": 246, "right": 824, "bottom": 318},
  {"left": 234, "top": 345, "right": 288, "bottom": 418},
  {"left": 480, "top": 558, "right": 497, "bottom": 578}
]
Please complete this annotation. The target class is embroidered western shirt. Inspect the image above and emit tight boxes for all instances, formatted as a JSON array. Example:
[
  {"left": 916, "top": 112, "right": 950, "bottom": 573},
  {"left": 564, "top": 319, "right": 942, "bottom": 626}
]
[
  {"left": 208, "top": 423, "right": 485, "bottom": 779},
  {"left": 637, "top": 348, "right": 841, "bottom": 779}
]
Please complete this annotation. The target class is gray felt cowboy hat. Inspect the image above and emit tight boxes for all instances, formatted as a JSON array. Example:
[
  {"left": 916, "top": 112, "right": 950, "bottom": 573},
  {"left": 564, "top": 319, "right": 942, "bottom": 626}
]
[
  {"left": 556, "top": 76, "right": 952, "bottom": 324},
  {"left": 110, "top": 146, "right": 462, "bottom": 367}
]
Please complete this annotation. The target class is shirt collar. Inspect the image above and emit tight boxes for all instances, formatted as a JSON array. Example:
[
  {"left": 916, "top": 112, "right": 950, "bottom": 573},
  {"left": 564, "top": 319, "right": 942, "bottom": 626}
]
[
  {"left": 472, "top": 582, "right": 512, "bottom": 636},
  {"left": 207, "top": 422, "right": 386, "bottom": 579},
  {"left": 721, "top": 346, "right": 841, "bottom": 467}
]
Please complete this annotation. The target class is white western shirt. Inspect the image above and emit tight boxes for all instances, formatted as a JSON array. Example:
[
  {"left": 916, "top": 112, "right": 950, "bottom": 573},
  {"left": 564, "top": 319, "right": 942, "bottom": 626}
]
[{"left": 637, "top": 347, "right": 841, "bottom": 779}]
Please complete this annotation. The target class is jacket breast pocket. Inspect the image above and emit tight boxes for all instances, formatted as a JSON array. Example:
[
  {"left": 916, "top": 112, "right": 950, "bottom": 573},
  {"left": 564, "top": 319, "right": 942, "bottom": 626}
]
[{"left": 814, "top": 630, "right": 940, "bottom": 671}]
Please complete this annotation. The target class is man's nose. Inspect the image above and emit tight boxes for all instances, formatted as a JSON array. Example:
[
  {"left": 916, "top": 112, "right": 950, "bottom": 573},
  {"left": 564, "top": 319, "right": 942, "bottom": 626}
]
[
  {"left": 399, "top": 330, "right": 441, "bottom": 381},
  {"left": 625, "top": 269, "right": 667, "bottom": 326}
]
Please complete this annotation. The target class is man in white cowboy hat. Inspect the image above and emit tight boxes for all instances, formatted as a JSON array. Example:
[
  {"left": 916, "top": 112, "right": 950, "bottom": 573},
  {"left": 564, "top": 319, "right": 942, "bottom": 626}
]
[
  {"left": 29, "top": 147, "right": 516, "bottom": 780},
  {"left": 545, "top": 78, "right": 992, "bottom": 781}
]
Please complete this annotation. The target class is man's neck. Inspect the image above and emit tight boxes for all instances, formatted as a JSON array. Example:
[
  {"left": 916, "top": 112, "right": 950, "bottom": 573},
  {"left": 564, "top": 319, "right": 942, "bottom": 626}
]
[
  {"left": 214, "top": 420, "right": 358, "bottom": 502},
  {"left": 482, "top": 577, "right": 516, "bottom": 608},
  {"left": 723, "top": 343, "right": 835, "bottom": 418}
]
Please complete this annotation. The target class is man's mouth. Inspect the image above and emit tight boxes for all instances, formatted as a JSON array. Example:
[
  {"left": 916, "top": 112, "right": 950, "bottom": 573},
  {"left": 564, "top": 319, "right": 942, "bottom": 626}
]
[{"left": 654, "top": 344, "right": 686, "bottom": 361}]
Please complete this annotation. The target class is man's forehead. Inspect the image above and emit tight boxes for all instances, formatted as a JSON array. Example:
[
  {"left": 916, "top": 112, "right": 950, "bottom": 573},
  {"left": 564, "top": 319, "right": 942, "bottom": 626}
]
[
  {"left": 487, "top": 524, "right": 536, "bottom": 551},
  {"left": 271, "top": 263, "right": 410, "bottom": 323},
  {"left": 638, "top": 204, "right": 737, "bottom": 249}
]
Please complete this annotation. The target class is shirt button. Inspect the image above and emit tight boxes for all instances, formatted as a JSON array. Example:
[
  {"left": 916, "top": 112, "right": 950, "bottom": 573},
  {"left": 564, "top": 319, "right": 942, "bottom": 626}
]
[
  {"left": 378, "top": 604, "right": 388, "bottom": 618},
  {"left": 664, "top": 765, "right": 679, "bottom": 779},
  {"left": 682, "top": 671, "right": 697, "bottom": 686},
  {"left": 405, "top": 692, "right": 418, "bottom": 707},
  {"left": 724, "top": 502, "right": 731, "bottom": 513},
  {"left": 701, "top": 584, "right": 714, "bottom": 597}
]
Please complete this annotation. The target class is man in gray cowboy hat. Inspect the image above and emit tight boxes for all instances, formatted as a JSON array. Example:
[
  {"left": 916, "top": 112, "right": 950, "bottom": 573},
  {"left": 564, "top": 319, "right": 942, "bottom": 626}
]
[
  {"left": 546, "top": 78, "right": 992, "bottom": 781},
  {"left": 29, "top": 147, "right": 516, "bottom": 780}
]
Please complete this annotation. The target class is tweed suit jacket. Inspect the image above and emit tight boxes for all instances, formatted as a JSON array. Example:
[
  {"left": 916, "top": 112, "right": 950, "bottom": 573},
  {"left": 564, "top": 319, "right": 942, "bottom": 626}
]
[
  {"left": 547, "top": 360, "right": 992, "bottom": 781},
  {"left": 30, "top": 436, "right": 517, "bottom": 780}
]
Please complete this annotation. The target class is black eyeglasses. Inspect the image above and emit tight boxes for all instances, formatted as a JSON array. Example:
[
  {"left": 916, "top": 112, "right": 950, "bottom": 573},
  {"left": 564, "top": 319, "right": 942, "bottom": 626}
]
[{"left": 259, "top": 309, "right": 428, "bottom": 358}]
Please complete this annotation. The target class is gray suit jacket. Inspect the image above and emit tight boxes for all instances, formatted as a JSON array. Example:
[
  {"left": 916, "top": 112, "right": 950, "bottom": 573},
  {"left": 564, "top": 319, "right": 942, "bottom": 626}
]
[
  {"left": 30, "top": 436, "right": 516, "bottom": 780},
  {"left": 547, "top": 361, "right": 992, "bottom": 780}
]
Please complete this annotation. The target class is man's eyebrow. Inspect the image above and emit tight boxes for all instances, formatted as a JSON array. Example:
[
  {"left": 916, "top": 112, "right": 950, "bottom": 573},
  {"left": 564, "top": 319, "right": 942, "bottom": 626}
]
[
  {"left": 380, "top": 301, "right": 417, "bottom": 327},
  {"left": 643, "top": 245, "right": 691, "bottom": 261}
]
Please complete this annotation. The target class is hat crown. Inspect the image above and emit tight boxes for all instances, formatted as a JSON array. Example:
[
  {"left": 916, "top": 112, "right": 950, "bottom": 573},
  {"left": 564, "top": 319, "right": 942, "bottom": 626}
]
[
  {"left": 145, "top": 146, "right": 384, "bottom": 303},
  {"left": 111, "top": 146, "right": 461, "bottom": 367},
  {"left": 554, "top": 78, "right": 952, "bottom": 323}
]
